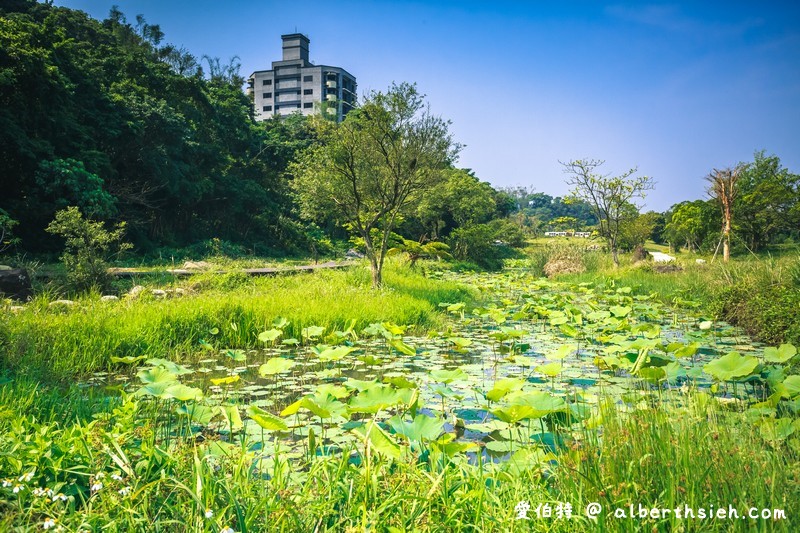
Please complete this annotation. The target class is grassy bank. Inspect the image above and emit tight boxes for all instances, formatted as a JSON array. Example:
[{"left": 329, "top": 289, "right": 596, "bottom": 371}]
[
  {"left": 519, "top": 242, "right": 800, "bottom": 346},
  {"left": 0, "top": 381, "right": 795, "bottom": 532},
  {"left": 0, "top": 262, "right": 474, "bottom": 380}
]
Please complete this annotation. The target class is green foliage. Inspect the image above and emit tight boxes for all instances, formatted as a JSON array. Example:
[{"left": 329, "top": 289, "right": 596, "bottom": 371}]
[
  {"left": 34, "top": 158, "right": 116, "bottom": 218},
  {"left": 448, "top": 219, "right": 525, "bottom": 270},
  {"left": 292, "top": 82, "right": 459, "bottom": 287},
  {"left": 561, "top": 159, "right": 655, "bottom": 266},
  {"left": 735, "top": 150, "right": 800, "bottom": 252},
  {"left": 44, "top": 207, "right": 131, "bottom": 293},
  {"left": 0, "top": 209, "right": 20, "bottom": 254}
]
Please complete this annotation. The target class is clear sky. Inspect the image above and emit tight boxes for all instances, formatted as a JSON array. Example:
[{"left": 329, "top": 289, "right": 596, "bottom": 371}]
[{"left": 54, "top": 0, "right": 800, "bottom": 211}]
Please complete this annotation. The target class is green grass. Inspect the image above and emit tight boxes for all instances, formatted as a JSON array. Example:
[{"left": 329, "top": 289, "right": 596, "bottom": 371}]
[
  {"left": 0, "top": 262, "right": 474, "bottom": 380},
  {"left": 556, "top": 251, "right": 800, "bottom": 345},
  {"left": 0, "top": 382, "right": 795, "bottom": 532}
]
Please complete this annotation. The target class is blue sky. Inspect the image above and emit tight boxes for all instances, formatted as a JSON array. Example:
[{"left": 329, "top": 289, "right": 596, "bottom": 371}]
[{"left": 55, "top": 1, "right": 800, "bottom": 211}]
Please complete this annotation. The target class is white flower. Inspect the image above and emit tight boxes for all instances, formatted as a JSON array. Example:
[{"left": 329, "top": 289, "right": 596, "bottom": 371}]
[
  {"left": 221, "top": 528, "right": 236, "bottom": 533},
  {"left": 19, "top": 472, "right": 34, "bottom": 483},
  {"left": 33, "top": 487, "right": 48, "bottom": 497},
  {"left": 90, "top": 482, "right": 103, "bottom": 492},
  {"left": 1, "top": 479, "right": 11, "bottom": 488},
  {"left": 118, "top": 486, "right": 131, "bottom": 497},
  {"left": 95, "top": 472, "right": 105, "bottom": 480},
  {"left": 12, "top": 484, "right": 24, "bottom": 494},
  {"left": 51, "top": 493, "right": 67, "bottom": 502},
  {"left": 111, "top": 474, "right": 123, "bottom": 481},
  {"left": 42, "top": 518, "right": 56, "bottom": 530},
  {"left": 204, "top": 509, "right": 214, "bottom": 519}
]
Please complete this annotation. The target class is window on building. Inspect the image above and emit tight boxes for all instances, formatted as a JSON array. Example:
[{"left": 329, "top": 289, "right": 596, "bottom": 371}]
[
  {"left": 296, "top": 103, "right": 301, "bottom": 108},
  {"left": 263, "top": 92, "right": 272, "bottom": 98},
  {"left": 296, "top": 90, "right": 301, "bottom": 95},
  {"left": 303, "top": 75, "right": 313, "bottom": 82},
  {"left": 303, "top": 102, "right": 313, "bottom": 108},
  {"left": 303, "top": 89, "right": 313, "bottom": 95},
  {"left": 262, "top": 79, "right": 272, "bottom": 86},
  {"left": 262, "top": 105, "right": 272, "bottom": 112}
]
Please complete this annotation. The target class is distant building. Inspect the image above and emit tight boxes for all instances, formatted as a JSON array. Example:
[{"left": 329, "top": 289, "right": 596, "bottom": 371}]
[{"left": 247, "top": 33, "right": 357, "bottom": 122}]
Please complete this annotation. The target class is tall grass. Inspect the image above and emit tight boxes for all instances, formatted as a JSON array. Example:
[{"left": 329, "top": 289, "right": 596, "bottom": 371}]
[
  {"left": 0, "top": 263, "right": 474, "bottom": 380},
  {"left": 558, "top": 252, "right": 800, "bottom": 345},
  {"left": 0, "top": 385, "right": 795, "bottom": 531}
]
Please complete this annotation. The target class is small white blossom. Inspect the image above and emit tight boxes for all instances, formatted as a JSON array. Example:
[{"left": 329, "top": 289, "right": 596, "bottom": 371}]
[
  {"left": 42, "top": 518, "right": 56, "bottom": 530},
  {"left": 19, "top": 472, "right": 34, "bottom": 483},
  {"left": 1, "top": 479, "right": 11, "bottom": 488},
  {"left": 118, "top": 486, "right": 131, "bottom": 497},
  {"left": 221, "top": 528, "right": 236, "bottom": 533},
  {"left": 52, "top": 493, "right": 68, "bottom": 502},
  {"left": 94, "top": 472, "right": 105, "bottom": 480},
  {"left": 90, "top": 482, "right": 103, "bottom": 493},
  {"left": 12, "top": 484, "right": 24, "bottom": 494},
  {"left": 33, "top": 487, "right": 48, "bottom": 497},
  {"left": 111, "top": 474, "right": 123, "bottom": 481},
  {"left": 204, "top": 509, "right": 214, "bottom": 519}
]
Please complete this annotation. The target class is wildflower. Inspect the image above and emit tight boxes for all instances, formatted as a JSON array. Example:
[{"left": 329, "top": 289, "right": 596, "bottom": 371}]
[
  {"left": 90, "top": 482, "right": 103, "bottom": 493},
  {"left": 42, "top": 518, "right": 56, "bottom": 530},
  {"left": 221, "top": 528, "right": 236, "bottom": 533},
  {"left": 95, "top": 472, "right": 105, "bottom": 480},
  {"left": 13, "top": 484, "right": 24, "bottom": 494},
  {"left": 52, "top": 493, "right": 68, "bottom": 502},
  {"left": 204, "top": 509, "right": 214, "bottom": 519},
  {"left": 19, "top": 472, "right": 34, "bottom": 483},
  {"left": 33, "top": 487, "right": 48, "bottom": 497},
  {"left": 111, "top": 474, "right": 123, "bottom": 481},
  {"left": 118, "top": 486, "right": 132, "bottom": 497},
  {"left": 1, "top": 479, "right": 11, "bottom": 488}
]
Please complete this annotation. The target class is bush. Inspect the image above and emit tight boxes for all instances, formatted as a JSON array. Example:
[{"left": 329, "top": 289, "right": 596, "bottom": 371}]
[{"left": 45, "top": 207, "right": 131, "bottom": 293}]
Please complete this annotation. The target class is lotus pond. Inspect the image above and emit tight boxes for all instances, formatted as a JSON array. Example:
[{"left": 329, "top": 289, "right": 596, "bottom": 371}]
[
  {"left": 82, "top": 270, "right": 799, "bottom": 461},
  {"left": 2, "top": 267, "right": 799, "bottom": 531}
]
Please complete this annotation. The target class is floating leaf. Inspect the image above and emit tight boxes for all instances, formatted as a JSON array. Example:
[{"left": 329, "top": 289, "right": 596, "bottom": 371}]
[
  {"left": 547, "top": 344, "right": 578, "bottom": 360},
  {"left": 352, "top": 422, "right": 401, "bottom": 459},
  {"left": 536, "top": 362, "right": 563, "bottom": 377},
  {"left": 210, "top": 375, "right": 240, "bottom": 386},
  {"left": 162, "top": 384, "right": 203, "bottom": 402},
  {"left": 430, "top": 369, "right": 468, "bottom": 383},
  {"left": 388, "top": 414, "right": 444, "bottom": 443},
  {"left": 389, "top": 339, "right": 416, "bottom": 356},
  {"left": 258, "top": 329, "right": 283, "bottom": 343},
  {"left": 764, "top": 344, "right": 797, "bottom": 364},
  {"left": 317, "top": 345, "right": 357, "bottom": 362},
  {"left": 110, "top": 355, "right": 147, "bottom": 365},
  {"left": 486, "top": 378, "right": 525, "bottom": 402},
  {"left": 609, "top": 306, "right": 631, "bottom": 318},
  {"left": 259, "top": 357, "right": 296, "bottom": 376},
  {"left": 704, "top": 351, "right": 759, "bottom": 381},
  {"left": 302, "top": 325, "right": 325, "bottom": 339},
  {"left": 247, "top": 405, "right": 288, "bottom": 432},
  {"left": 349, "top": 386, "right": 403, "bottom": 413}
]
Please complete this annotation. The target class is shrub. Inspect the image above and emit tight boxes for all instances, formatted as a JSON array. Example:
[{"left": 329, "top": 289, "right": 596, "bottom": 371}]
[{"left": 45, "top": 207, "right": 131, "bottom": 293}]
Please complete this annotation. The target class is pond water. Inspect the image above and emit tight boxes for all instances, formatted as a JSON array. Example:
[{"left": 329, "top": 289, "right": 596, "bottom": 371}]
[{"left": 83, "top": 270, "right": 774, "bottom": 462}]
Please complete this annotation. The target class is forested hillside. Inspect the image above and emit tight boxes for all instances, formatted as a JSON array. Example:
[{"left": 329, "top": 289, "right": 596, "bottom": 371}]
[{"left": 1, "top": 1, "right": 317, "bottom": 253}]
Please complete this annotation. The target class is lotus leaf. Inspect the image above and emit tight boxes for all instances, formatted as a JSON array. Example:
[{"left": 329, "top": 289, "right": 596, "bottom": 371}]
[{"left": 703, "top": 351, "right": 759, "bottom": 381}]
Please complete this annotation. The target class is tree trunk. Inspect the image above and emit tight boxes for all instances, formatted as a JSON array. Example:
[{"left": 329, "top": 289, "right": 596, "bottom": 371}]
[
  {"left": 723, "top": 209, "right": 731, "bottom": 262},
  {"left": 370, "top": 256, "right": 382, "bottom": 288},
  {"left": 609, "top": 237, "right": 620, "bottom": 268},
  {"left": 362, "top": 230, "right": 382, "bottom": 289}
]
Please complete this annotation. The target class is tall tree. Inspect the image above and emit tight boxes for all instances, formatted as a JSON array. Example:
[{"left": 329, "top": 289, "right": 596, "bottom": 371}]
[
  {"left": 292, "top": 83, "right": 459, "bottom": 287},
  {"left": 561, "top": 159, "right": 654, "bottom": 267},
  {"left": 706, "top": 166, "right": 742, "bottom": 262},
  {"left": 735, "top": 151, "right": 800, "bottom": 252}
]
